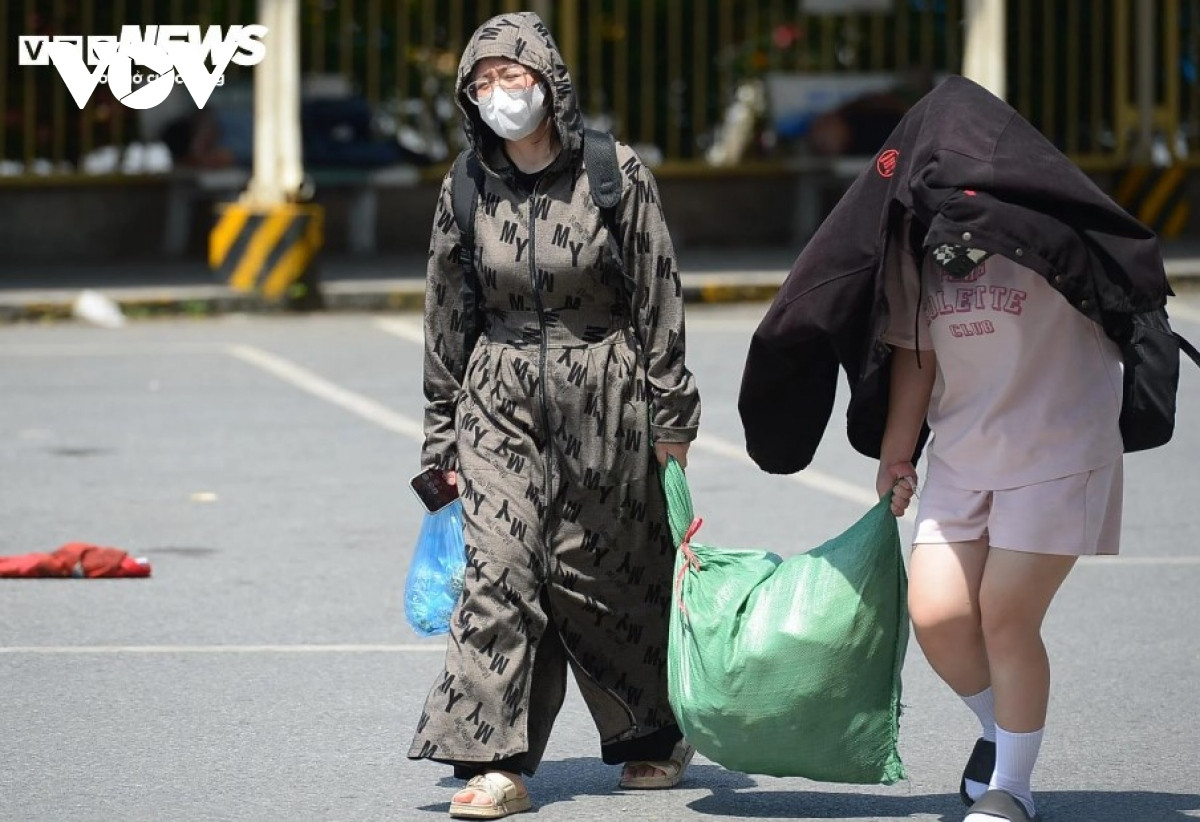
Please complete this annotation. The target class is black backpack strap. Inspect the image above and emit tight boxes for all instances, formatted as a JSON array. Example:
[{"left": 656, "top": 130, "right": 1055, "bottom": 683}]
[
  {"left": 1179, "top": 331, "right": 1200, "bottom": 369},
  {"left": 450, "top": 149, "right": 483, "bottom": 269},
  {"left": 582, "top": 128, "right": 623, "bottom": 243},
  {"left": 458, "top": 133, "right": 622, "bottom": 249},
  {"left": 449, "top": 149, "right": 486, "bottom": 348},
  {"left": 582, "top": 127, "right": 647, "bottom": 351}
]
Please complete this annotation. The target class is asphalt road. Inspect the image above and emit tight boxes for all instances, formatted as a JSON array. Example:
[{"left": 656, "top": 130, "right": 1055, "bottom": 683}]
[{"left": 2, "top": 300, "right": 1199, "bottom": 822}]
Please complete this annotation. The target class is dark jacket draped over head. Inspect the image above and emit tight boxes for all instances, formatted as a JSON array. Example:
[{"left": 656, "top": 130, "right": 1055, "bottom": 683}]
[{"left": 739, "top": 75, "right": 1169, "bottom": 474}]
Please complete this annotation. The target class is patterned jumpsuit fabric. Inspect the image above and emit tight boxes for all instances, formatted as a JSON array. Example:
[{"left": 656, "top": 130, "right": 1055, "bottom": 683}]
[{"left": 407, "top": 12, "right": 701, "bottom": 775}]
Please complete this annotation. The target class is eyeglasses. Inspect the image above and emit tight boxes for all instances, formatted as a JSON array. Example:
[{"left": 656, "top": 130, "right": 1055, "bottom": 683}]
[{"left": 464, "top": 66, "right": 534, "bottom": 104}]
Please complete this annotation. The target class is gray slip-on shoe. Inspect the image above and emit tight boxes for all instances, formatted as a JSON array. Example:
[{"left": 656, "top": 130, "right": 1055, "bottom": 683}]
[{"left": 965, "top": 789, "right": 1040, "bottom": 822}]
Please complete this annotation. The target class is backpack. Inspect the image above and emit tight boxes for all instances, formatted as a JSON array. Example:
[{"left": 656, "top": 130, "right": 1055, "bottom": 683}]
[
  {"left": 449, "top": 127, "right": 624, "bottom": 277},
  {"left": 446, "top": 128, "right": 630, "bottom": 353},
  {"left": 1119, "top": 307, "right": 1200, "bottom": 452}
]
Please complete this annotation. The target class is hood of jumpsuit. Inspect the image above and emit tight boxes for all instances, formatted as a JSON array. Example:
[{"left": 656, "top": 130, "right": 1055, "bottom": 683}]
[{"left": 454, "top": 12, "right": 584, "bottom": 178}]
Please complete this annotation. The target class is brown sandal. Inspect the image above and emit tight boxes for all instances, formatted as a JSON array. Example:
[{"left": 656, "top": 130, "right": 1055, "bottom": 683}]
[
  {"left": 618, "top": 740, "right": 696, "bottom": 789},
  {"left": 449, "top": 772, "right": 532, "bottom": 819}
]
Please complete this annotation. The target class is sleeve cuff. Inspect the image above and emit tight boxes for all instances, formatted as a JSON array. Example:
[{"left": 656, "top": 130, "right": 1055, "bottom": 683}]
[{"left": 651, "top": 424, "right": 698, "bottom": 444}]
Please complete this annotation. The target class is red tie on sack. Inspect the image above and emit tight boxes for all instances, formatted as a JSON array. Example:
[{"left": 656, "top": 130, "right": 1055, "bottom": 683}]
[{"left": 0, "top": 542, "right": 151, "bottom": 578}]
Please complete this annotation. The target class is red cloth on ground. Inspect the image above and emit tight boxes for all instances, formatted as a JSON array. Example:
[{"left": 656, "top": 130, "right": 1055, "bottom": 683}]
[{"left": 0, "top": 542, "right": 151, "bottom": 578}]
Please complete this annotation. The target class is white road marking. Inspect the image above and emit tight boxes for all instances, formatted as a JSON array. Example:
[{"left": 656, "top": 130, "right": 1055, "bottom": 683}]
[
  {"left": 227, "top": 343, "right": 425, "bottom": 442},
  {"left": 1078, "top": 556, "right": 1200, "bottom": 566},
  {"left": 373, "top": 316, "right": 426, "bottom": 344},
  {"left": 694, "top": 432, "right": 880, "bottom": 507},
  {"left": 373, "top": 316, "right": 881, "bottom": 505},
  {"left": 0, "top": 644, "right": 446, "bottom": 655},
  {"left": 2, "top": 324, "right": 1194, "bottom": 660},
  {"left": 0, "top": 342, "right": 220, "bottom": 356},
  {"left": 11, "top": 313, "right": 1194, "bottom": 515}
]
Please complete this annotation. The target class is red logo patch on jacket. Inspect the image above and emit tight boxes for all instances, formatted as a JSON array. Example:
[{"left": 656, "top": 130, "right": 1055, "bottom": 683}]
[{"left": 876, "top": 149, "right": 899, "bottom": 178}]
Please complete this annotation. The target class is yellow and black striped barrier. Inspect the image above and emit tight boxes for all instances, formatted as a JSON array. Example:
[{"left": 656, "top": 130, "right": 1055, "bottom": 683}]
[
  {"left": 209, "top": 203, "right": 324, "bottom": 301},
  {"left": 1114, "top": 165, "right": 1190, "bottom": 239}
]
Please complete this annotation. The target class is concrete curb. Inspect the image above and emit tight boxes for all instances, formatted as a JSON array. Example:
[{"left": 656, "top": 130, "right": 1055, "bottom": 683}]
[{"left": 2, "top": 268, "right": 1198, "bottom": 325}]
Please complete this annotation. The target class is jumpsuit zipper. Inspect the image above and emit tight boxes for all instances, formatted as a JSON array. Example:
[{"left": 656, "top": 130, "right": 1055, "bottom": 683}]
[
  {"left": 525, "top": 175, "right": 641, "bottom": 742},
  {"left": 526, "top": 178, "right": 556, "bottom": 542}
]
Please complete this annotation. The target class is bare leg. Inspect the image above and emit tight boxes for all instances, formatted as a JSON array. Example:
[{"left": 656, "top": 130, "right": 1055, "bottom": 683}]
[
  {"left": 978, "top": 547, "right": 1077, "bottom": 731},
  {"left": 908, "top": 538, "right": 991, "bottom": 696},
  {"left": 960, "top": 546, "right": 1076, "bottom": 820}
]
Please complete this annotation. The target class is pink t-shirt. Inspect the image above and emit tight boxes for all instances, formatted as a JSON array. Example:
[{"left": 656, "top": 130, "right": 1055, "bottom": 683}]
[{"left": 883, "top": 235, "right": 1123, "bottom": 491}]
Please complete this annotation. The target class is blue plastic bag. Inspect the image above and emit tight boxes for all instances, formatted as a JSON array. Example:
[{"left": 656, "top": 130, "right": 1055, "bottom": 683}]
[{"left": 403, "top": 499, "right": 466, "bottom": 637}]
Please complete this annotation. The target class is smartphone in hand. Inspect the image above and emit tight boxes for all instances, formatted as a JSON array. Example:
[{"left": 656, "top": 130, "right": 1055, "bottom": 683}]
[{"left": 409, "top": 467, "right": 459, "bottom": 514}]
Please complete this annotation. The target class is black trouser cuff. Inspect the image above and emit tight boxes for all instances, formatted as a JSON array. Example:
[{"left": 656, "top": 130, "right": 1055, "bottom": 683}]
[
  {"left": 448, "top": 754, "right": 530, "bottom": 780},
  {"left": 600, "top": 725, "right": 683, "bottom": 765}
]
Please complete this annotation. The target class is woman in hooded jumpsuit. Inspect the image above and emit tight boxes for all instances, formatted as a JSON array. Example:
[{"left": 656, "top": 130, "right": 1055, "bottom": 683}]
[{"left": 407, "top": 12, "right": 701, "bottom": 818}]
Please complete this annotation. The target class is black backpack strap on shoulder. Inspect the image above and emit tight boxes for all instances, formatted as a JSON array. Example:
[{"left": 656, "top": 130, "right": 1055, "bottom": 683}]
[
  {"left": 449, "top": 149, "right": 486, "bottom": 348},
  {"left": 450, "top": 149, "right": 483, "bottom": 270},
  {"left": 582, "top": 128, "right": 623, "bottom": 242},
  {"left": 582, "top": 128, "right": 646, "bottom": 348}
]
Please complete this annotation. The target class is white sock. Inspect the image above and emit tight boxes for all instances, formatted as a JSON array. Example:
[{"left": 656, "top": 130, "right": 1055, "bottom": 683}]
[
  {"left": 984, "top": 725, "right": 1042, "bottom": 818},
  {"left": 961, "top": 686, "right": 997, "bottom": 742},
  {"left": 960, "top": 687, "right": 996, "bottom": 801}
]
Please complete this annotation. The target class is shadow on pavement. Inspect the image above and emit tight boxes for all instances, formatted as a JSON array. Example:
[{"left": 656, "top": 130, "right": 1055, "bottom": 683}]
[
  {"left": 687, "top": 787, "right": 1200, "bottom": 820},
  {"left": 1029, "top": 791, "right": 1200, "bottom": 822},
  {"left": 415, "top": 761, "right": 1200, "bottom": 820}
]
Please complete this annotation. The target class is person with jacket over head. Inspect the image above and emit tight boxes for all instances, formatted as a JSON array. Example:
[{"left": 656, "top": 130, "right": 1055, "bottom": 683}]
[
  {"left": 740, "top": 76, "right": 1172, "bottom": 822},
  {"left": 408, "top": 12, "right": 700, "bottom": 819}
]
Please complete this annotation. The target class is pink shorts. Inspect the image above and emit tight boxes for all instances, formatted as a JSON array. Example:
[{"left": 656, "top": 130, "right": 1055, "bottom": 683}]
[{"left": 912, "top": 460, "right": 1124, "bottom": 556}]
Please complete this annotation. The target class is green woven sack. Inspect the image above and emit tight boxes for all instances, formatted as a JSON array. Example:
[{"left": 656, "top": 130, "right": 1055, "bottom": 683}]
[{"left": 662, "top": 458, "right": 909, "bottom": 783}]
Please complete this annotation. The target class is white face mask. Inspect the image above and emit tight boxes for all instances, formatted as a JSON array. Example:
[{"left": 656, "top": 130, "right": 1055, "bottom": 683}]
[{"left": 478, "top": 83, "right": 548, "bottom": 141}]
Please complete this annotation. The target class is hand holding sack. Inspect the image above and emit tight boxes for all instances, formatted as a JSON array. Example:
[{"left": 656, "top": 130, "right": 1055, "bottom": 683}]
[{"left": 661, "top": 458, "right": 909, "bottom": 783}]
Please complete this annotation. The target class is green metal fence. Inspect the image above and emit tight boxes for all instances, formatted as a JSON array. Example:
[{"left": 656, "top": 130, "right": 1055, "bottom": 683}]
[{"left": 0, "top": 0, "right": 1193, "bottom": 178}]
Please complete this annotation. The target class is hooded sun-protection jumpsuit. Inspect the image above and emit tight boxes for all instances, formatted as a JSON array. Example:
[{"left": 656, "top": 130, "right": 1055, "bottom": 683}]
[{"left": 407, "top": 13, "right": 701, "bottom": 777}]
